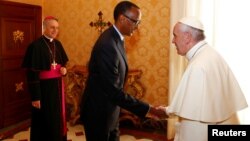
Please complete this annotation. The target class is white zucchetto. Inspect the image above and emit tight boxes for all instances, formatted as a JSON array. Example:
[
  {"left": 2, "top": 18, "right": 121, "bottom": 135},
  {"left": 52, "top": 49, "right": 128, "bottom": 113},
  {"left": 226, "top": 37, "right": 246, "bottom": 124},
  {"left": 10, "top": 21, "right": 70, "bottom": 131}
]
[{"left": 179, "top": 16, "right": 204, "bottom": 31}]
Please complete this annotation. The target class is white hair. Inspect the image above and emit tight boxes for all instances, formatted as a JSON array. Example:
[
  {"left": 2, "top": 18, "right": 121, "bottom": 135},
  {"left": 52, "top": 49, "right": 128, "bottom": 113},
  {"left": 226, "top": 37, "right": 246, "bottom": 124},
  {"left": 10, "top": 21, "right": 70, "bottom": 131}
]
[{"left": 179, "top": 22, "right": 205, "bottom": 41}]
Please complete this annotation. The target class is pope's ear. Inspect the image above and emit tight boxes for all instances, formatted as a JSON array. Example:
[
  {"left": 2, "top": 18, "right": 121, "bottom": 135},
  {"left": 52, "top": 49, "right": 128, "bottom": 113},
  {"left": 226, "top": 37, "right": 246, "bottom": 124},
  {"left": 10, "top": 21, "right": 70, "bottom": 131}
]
[{"left": 183, "top": 32, "right": 192, "bottom": 42}]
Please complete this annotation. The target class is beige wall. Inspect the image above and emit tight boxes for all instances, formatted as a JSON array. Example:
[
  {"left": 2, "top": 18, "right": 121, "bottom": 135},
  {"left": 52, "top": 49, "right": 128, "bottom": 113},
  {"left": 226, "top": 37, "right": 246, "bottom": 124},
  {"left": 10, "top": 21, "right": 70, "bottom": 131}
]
[{"left": 5, "top": 0, "right": 170, "bottom": 106}]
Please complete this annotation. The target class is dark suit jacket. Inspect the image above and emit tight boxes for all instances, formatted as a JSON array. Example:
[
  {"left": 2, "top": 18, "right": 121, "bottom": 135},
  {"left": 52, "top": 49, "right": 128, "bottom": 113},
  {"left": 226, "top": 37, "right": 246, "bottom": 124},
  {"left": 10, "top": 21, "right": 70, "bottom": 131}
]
[{"left": 80, "top": 26, "right": 149, "bottom": 129}]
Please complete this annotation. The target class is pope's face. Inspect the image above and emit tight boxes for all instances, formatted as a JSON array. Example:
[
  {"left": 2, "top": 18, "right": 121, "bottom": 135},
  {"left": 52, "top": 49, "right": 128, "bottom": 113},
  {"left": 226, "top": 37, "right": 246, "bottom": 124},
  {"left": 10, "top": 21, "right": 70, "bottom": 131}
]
[
  {"left": 43, "top": 19, "right": 59, "bottom": 39},
  {"left": 172, "top": 23, "right": 188, "bottom": 56}
]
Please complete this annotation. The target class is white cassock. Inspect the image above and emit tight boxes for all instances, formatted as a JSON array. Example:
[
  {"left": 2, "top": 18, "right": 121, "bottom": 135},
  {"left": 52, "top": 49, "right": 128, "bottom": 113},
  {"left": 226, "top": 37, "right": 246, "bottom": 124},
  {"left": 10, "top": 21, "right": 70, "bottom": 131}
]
[{"left": 167, "top": 40, "right": 248, "bottom": 141}]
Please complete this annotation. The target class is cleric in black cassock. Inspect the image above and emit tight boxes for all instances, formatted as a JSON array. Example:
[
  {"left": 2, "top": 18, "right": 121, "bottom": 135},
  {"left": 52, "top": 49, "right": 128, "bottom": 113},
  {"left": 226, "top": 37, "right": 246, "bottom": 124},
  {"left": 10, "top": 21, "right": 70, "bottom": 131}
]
[{"left": 22, "top": 16, "right": 68, "bottom": 141}]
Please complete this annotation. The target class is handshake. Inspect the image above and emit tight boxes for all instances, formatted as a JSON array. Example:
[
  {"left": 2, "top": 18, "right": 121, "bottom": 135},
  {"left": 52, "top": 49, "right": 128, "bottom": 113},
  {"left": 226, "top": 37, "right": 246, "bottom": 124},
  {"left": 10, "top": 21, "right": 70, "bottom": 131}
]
[{"left": 147, "top": 105, "right": 169, "bottom": 120}]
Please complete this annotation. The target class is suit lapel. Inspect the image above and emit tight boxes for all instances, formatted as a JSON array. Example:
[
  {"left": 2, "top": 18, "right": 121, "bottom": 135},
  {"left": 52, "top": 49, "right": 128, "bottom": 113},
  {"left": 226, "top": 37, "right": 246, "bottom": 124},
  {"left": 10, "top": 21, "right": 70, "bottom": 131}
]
[
  {"left": 110, "top": 27, "right": 128, "bottom": 68},
  {"left": 117, "top": 39, "right": 128, "bottom": 80},
  {"left": 117, "top": 40, "right": 128, "bottom": 63},
  {"left": 110, "top": 26, "right": 129, "bottom": 78}
]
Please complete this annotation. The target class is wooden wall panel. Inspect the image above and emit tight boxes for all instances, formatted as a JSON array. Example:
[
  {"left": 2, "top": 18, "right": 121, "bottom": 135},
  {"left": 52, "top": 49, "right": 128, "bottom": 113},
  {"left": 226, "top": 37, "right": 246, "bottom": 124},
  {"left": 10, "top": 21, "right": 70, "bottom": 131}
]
[{"left": 0, "top": 1, "right": 41, "bottom": 139}]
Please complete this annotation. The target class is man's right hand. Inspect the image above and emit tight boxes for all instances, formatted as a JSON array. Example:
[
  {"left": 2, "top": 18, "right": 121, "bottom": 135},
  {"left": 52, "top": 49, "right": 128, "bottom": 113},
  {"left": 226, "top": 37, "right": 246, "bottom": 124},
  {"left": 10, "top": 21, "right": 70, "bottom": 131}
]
[{"left": 32, "top": 100, "right": 41, "bottom": 109}]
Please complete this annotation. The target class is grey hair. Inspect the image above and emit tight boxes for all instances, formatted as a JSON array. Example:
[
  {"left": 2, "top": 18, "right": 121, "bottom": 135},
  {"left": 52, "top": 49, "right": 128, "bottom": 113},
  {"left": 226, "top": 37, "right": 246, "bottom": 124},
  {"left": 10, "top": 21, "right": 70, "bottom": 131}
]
[
  {"left": 179, "top": 23, "right": 205, "bottom": 41},
  {"left": 42, "top": 17, "right": 58, "bottom": 30}
]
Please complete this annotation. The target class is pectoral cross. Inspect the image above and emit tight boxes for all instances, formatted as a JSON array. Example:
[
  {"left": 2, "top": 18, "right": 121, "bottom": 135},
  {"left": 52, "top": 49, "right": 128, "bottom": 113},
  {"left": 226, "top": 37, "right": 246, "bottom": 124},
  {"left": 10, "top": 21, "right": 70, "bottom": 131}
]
[{"left": 52, "top": 60, "right": 57, "bottom": 69}]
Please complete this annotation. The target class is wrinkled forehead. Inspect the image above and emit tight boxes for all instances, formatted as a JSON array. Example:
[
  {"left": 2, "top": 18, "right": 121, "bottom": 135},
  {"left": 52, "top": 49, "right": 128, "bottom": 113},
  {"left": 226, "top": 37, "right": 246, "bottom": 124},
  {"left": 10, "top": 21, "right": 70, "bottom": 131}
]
[
  {"left": 43, "top": 18, "right": 59, "bottom": 27},
  {"left": 173, "top": 23, "right": 181, "bottom": 34}
]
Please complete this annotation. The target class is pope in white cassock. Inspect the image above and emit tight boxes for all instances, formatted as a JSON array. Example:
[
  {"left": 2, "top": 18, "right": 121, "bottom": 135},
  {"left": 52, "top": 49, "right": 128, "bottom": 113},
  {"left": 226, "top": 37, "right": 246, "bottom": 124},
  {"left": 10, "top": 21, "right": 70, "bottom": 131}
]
[{"left": 162, "top": 17, "right": 248, "bottom": 141}]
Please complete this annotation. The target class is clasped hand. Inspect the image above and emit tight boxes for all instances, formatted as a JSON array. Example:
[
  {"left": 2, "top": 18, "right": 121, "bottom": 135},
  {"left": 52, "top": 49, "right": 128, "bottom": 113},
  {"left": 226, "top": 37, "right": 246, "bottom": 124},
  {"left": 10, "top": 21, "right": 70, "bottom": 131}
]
[
  {"left": 60, "top": 67, "right": 67, "bottom": 75},
  {"left": 147, "top": 105, "right": 168, "bottom": 120}
]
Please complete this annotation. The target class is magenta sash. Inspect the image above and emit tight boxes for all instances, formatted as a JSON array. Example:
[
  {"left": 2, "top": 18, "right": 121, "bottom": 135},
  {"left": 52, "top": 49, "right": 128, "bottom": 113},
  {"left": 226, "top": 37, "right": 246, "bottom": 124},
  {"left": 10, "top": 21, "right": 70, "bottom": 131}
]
[
  {"left": 39, "top": 64, "right": 62, "bottom": 79},
  {"left": 39, "top": 64, "right": 67, "bottom": 136}
]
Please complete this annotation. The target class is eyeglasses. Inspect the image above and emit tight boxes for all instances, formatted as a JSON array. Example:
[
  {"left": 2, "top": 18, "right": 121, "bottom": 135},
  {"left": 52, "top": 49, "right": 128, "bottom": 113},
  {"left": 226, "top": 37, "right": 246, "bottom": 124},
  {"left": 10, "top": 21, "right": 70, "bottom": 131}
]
[{"left": 123, "top": 14, "right": 140, "bottom": 26}]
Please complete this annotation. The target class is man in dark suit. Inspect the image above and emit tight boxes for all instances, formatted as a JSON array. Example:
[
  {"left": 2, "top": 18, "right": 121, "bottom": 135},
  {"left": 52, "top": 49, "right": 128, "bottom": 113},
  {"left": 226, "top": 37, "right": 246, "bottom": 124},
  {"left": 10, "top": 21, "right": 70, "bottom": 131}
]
[{"left": 80, "top": 1, "right": 166, "bottom": 141}]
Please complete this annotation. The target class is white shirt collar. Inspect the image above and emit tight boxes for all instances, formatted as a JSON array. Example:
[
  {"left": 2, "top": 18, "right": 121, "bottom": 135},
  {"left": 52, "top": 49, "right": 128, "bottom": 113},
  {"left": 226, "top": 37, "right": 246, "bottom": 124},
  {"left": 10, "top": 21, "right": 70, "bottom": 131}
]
[
  {"left": 186, "top": 40, "right": 207, "bottom": 61},
  {"left": 113, "top": 25, "right": 124, "bottom": 41},
  {"left": 43, "top": 35, "right": 53, "bottom": 42}
]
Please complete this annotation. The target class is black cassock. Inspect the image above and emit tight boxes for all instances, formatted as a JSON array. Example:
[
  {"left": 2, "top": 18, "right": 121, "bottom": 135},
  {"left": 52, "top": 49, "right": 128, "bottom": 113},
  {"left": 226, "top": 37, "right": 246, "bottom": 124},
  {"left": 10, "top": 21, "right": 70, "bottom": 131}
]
[{"left": 22, "top": 36, "right": 68, "bottom": 141}]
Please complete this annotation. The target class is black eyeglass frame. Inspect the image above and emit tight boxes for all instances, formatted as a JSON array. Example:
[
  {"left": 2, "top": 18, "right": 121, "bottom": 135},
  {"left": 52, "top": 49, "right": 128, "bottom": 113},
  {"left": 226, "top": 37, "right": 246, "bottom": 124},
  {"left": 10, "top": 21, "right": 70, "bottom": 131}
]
[{"left": 123, "top": 14, "right": 140, "bottom": 25}]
